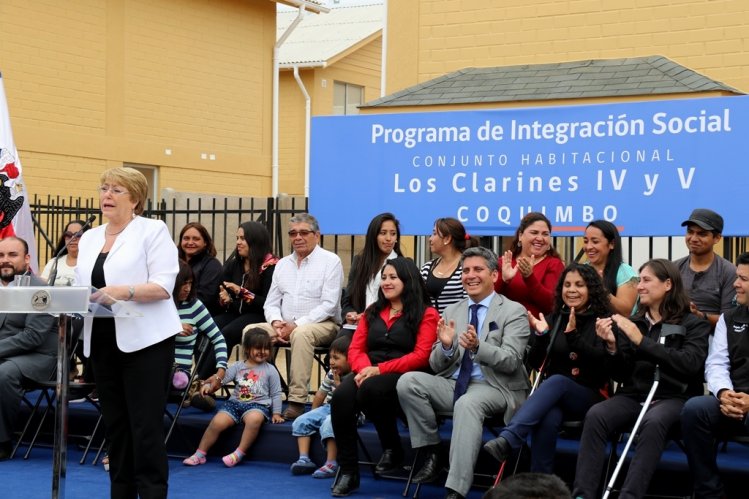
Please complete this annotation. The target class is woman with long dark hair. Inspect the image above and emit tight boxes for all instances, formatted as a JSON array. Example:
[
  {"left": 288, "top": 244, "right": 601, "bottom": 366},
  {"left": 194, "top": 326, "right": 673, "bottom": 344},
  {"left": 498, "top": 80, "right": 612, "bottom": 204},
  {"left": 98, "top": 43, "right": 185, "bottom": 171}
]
[
  {"left": 330, "top": 257, "right": 438, "bottom": 496},
  {"left": 572, "top": 259, "right": 710, "bottom": 498},
  {"left": 421, "top": 217, "right": 479, "bottom": 314},
  {"left": 484, "top": 263, "right": 613, "bottom": 472},
  {"left": 340, "top": 213, "right": 402, "bottom": 337},
  {"left": 177, "top": 222, "right": 223, "bottom": 317},
  {"left": 583, "top": 220, "right": 638, "bottom": 315},
  {"left": 202, "top": 221, "right": 278, "bottom": 377},
  {"left": 41, "top": 219, "right": 92, "bottom": 286},
  {"left": 496, "top": 212, "right": 565, "bottom": 318}
]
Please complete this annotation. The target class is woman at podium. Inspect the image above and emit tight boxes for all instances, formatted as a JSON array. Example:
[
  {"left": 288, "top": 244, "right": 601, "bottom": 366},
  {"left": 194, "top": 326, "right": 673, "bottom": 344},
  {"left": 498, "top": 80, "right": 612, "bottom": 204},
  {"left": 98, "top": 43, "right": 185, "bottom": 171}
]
[{"left": 76, "top": 166, "right": 182, "bottom": 499}]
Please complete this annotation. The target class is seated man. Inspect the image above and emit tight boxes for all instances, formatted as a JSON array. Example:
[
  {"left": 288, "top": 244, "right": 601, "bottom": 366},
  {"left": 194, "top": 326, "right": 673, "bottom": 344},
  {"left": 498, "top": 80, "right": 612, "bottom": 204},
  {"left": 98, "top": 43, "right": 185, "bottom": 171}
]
[
  {"left": 675, "top": 208, "right": 736, "bottom": 331},
  {"left": 0, "top": 236, "right": 57, "bottom": 459},
  {"left": 681, "top": 251, "right": 749, "bottom": 498},
  {"left": 245, "top": 213, "right": 343, "bottom": 421},
  {"left": 397, "top": 246, "right": 530, "bottom": 499}
]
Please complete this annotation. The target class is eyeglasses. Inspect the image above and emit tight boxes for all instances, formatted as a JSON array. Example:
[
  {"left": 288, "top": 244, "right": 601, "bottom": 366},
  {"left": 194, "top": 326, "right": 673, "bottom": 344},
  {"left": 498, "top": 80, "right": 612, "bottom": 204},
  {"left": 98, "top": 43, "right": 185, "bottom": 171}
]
[
  {"left": 99, "top": 185, "right": 129, "bottom": 195},
  {"left": 288, "top": 230, "right": 314, "bottom": 238},
  {"left": 63, "top": 231, "right": 81, "bottom": 239}
]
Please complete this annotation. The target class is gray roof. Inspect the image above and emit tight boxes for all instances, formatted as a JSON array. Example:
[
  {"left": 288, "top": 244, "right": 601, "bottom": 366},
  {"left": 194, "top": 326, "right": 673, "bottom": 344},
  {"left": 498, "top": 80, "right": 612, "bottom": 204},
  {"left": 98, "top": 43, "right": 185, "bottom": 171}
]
[
  {"left": 278, "top": 3, "right": 383, "bottom": 67},
  {"left": 363, "top": 56, "right": 743, "bottom": 108}
]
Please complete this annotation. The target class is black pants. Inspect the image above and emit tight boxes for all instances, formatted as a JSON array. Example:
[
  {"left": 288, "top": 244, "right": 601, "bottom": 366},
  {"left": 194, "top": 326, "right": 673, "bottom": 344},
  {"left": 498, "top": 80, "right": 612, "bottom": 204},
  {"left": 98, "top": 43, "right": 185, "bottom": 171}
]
[
  {"left": 573, "top": 395, "right": 684, "bottom": 499},
  {"left": 330, "top": 371, "right": 404, "bottom": 473},
  {"left": 91, "top": 324, "right": 174, "bottom": 499}
]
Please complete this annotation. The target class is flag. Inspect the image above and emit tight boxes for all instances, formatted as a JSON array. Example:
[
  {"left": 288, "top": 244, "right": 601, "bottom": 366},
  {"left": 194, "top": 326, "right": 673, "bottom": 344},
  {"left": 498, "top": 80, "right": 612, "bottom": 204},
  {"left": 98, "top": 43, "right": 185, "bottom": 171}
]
[{"left": 0, "top": 72, "right": 39, "bottom": 272}]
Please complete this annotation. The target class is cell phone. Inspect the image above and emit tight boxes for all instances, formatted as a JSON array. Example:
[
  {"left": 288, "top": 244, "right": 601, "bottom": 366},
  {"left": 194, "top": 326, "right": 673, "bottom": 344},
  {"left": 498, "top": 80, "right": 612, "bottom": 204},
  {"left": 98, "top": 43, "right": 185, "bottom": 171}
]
[
  {"left": 220, "top": 283, "right": 237, "bottom": 299},
  {"left": 239, "top": 288, "right": 254, "bottom": 300}
]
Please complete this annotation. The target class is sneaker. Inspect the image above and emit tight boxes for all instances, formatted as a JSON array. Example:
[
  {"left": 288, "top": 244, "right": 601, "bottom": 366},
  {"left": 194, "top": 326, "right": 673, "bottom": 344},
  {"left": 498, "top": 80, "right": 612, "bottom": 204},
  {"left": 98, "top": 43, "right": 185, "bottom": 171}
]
[
  {"left": 312, "top": 462, "right": 338, "bottom": 479},
  {"left": 183, "top": 453, "right": 207, "bottom": 466},
  {"left": 290, "top": 457, "right": 317, "bottom": 475}
]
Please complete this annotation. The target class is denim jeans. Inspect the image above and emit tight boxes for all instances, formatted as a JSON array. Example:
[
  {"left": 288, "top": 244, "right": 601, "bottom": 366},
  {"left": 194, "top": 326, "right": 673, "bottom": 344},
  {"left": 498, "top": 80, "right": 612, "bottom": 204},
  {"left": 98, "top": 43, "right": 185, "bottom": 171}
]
[{"left": 292, "top": 404, "right": 333, "bottom": 443}]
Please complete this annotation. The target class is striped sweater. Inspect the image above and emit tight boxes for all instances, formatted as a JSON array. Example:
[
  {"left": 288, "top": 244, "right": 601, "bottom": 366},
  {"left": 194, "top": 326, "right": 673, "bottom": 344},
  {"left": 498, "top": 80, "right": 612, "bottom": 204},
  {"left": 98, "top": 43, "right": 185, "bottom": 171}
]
[
  {"left": 174, "top": 298, "right": 228, "bottom": 371},
  {"left": 420, "top": 258, "right": 466, "bottom": 315}
]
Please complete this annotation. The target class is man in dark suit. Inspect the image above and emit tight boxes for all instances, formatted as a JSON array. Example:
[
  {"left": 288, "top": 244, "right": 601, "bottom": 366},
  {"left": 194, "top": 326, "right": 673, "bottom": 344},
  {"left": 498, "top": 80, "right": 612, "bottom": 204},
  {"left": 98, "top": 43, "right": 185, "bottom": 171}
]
[
  {"left": 0, "top": 236, "right": 57, "bottom": 460},
  {"left": 397, "top": 246, "right": 530, "bottom": 499}
]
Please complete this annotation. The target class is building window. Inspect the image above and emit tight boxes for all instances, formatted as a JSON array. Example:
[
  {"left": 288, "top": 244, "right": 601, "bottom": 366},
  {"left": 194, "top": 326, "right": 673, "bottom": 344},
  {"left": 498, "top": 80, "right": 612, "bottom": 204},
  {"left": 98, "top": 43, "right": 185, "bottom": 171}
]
[{"left": 333, "top": 82, "right": 363, "bottom": 115}]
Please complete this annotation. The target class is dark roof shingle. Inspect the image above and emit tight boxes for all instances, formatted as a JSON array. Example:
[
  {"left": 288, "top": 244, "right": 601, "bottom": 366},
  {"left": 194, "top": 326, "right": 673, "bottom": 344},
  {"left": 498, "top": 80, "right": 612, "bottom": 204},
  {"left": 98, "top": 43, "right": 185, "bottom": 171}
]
[{"left": 363, "top": 56, "right": 743, "bottom": 108}]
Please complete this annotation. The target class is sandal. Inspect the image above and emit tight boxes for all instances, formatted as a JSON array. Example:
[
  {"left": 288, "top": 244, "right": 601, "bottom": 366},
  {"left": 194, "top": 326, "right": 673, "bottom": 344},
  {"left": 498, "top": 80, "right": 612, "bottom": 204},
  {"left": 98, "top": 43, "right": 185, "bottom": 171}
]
[{"left": 183, "top": 453, "right": 207, "bottom": 466}]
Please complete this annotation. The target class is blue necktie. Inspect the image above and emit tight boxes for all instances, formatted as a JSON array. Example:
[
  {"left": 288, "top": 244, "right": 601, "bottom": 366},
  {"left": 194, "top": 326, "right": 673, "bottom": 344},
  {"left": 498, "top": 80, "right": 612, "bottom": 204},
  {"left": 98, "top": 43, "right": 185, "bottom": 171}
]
[{"left": 454, "top": 303, "right": 480, "bottom": 402}]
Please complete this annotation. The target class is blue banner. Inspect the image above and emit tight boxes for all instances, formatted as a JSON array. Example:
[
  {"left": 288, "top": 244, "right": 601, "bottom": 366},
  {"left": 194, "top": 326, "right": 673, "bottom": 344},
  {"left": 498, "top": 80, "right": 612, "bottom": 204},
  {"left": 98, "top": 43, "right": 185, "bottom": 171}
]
[{"left": 310, "top": 96, "right": 747, "bottom": 236}]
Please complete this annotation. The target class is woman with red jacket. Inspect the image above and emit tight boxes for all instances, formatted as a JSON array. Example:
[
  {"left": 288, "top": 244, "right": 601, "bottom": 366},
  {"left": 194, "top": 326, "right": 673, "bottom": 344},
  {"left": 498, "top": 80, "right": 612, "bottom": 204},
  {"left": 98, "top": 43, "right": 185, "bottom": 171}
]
[
  {"left": 495, "top": 212, "right": 565, "bottom": 318},
  {"left": 330, "top": 257, "right": 438, "bottom": 497}
]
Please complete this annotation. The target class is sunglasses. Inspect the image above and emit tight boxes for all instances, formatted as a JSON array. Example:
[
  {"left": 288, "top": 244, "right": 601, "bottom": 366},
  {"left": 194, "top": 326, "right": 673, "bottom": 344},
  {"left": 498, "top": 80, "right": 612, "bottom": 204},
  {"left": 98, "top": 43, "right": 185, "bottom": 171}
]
[{"left": 288, "top": 230, "right": 315, "bottom": 237}]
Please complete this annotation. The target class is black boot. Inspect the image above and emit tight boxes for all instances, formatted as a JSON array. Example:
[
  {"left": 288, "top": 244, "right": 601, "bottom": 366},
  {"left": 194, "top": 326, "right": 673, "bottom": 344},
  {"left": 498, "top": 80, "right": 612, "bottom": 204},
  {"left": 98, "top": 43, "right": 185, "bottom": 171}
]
[
  {"left": 331, "top": 471, "right": 360, "bottom": 497},
  {"left": 412, "top": 449, "right": 441, "bottom": 484}
]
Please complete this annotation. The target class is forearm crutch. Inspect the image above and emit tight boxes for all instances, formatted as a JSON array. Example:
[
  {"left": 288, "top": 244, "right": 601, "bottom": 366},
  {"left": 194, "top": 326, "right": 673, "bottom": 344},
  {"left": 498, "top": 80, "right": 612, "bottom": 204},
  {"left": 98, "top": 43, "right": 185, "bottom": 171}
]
[
  {"left": 493, "top": 313, "right": 564, "bottom": 487},
  {"left": 602, "top": 325, "right": 684, "bottom": 499}
]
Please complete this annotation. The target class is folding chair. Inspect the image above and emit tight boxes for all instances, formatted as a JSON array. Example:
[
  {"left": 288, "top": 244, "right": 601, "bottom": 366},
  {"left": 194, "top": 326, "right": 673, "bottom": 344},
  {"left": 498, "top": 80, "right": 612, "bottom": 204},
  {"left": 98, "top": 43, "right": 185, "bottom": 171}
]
[{"left": 164, "top": 334, "right": 212, "bottom": 449}]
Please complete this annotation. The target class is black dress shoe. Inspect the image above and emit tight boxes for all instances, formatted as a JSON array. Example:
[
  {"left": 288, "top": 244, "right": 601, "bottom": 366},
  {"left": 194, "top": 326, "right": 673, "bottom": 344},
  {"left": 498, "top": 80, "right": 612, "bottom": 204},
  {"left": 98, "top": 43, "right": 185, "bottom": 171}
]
[
  {"left": 331, "top": 471, "right": 360, "bottom": 497},
  {"left": 0, "top": 441, "right": 12, "bottom": 461},
  {"left": 374, "top": 448, "right": 402, "bottom": 474},
  {"left": 445, "top": 488, "right": 465, "bottom": 499},
  {"left": 483, "top": 435, "right": 511, "bottom": 462},
  {"left": 411, "top": 451, "right": 441, "bottom": 484}
]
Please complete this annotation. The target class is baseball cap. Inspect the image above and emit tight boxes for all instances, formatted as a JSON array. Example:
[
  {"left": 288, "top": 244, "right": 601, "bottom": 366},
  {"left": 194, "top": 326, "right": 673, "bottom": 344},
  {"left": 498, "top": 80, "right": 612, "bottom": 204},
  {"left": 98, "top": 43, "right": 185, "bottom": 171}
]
[{"left": 681, "top": 208, "right": 724, "bottom": 233}]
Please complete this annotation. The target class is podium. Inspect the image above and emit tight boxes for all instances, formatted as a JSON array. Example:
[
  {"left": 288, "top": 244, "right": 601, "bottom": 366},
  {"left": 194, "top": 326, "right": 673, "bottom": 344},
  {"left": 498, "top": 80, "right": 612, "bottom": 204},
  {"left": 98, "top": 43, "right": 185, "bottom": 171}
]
[{"left": 0, "top": 284, "right": 140, "bottom": 499}]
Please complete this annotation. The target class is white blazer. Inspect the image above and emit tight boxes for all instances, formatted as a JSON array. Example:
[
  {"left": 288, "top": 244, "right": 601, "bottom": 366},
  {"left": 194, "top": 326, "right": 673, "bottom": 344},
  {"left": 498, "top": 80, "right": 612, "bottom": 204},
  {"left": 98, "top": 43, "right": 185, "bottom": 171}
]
[{"left": 75, "top": 216, "right": 182, "bottom": 355}]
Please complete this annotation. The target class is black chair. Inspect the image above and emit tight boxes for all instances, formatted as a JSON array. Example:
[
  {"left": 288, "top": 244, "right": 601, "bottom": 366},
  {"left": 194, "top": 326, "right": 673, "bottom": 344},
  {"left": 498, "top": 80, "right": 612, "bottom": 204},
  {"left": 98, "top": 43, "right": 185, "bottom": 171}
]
[{"left": 402, "top": 412, "right": 505, "bottom": 499}]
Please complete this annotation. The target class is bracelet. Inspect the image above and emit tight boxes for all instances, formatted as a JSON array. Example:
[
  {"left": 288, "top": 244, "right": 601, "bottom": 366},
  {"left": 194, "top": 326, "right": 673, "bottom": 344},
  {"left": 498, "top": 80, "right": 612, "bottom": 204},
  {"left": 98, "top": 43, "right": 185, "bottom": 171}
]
[
  {"left": 127, "top": 286, "right": 135, "bottom": 301},
  {"left": 703, "top": 311, "right": 709, "bottom": 321}
]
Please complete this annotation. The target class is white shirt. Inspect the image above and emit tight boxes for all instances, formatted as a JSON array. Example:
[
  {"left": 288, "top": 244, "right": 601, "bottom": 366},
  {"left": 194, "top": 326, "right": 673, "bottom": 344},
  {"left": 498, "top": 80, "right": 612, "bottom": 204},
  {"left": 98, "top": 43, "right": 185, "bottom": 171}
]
[
  {"left": 263, "top": 245, "right": 343, "bottom": 326},
  {"left": 41, "top": 257, "right": 77, "bottom": 286},
  {"left": 706, "top": 313, "right": 733, "bottom": 397}
]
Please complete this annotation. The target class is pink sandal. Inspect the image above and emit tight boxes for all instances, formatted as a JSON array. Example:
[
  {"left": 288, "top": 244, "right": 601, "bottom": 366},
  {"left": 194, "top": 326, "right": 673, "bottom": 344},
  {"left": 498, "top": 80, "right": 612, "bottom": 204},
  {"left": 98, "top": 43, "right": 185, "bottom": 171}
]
[{"left": 183, "top": 453, "right": 207, "bottom": 466}]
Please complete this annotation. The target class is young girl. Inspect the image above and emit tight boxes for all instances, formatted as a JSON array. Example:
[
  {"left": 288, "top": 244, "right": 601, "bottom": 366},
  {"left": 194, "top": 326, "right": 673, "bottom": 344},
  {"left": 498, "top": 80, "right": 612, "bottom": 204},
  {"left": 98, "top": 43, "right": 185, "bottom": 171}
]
[{"left": 183, "top": 328, "right": 284, "bottom": 467}]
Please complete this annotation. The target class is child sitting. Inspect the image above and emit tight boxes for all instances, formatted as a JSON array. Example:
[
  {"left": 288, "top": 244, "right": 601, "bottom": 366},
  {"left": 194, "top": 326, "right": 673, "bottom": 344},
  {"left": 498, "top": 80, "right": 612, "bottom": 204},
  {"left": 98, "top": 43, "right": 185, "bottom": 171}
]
[
  {"left": 183, "top": 328, "right": 284, "bottom": 467},
  {"left": 290, "top": 335, "right": 351, "bottom": 478}
]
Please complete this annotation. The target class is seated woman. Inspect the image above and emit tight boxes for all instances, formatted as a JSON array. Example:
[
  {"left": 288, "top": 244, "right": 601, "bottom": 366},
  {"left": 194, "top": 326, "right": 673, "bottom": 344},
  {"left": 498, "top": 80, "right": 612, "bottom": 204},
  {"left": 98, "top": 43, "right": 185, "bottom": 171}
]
[
  {"left": 173, "top": 260, "right": 228, "bottom": 410},
  {"left": 202, "top": 221, "right": 277, "bottom": 378},
  {"left": 339, "top": 213, "right": 402, "bottom": 338},
  {"left": 572, "top": 259, "right": 710, "bottom": 499},
  {"left": 421, "top": 217, "right": 478, "bottom": 314},
  {"left": 583, "top": 220, "right": 638, "bottom": 316},
  {"left": 483, "top": 263, "right": 613, "bottom": 472},
  {"left": 41, "top": 219, "right": 92, "bottom": 286},
  {"left": 41, "top": 219, "right": 92, "bottom": 381},
  {"left": 330, "top": 257, "right": 438, "bottom": 497},
  {"left": 495, "top": 212, "right": 565, "bottom": 318},
  {"left": 178, "top": 222, "right": 223, "bottom": 317}
]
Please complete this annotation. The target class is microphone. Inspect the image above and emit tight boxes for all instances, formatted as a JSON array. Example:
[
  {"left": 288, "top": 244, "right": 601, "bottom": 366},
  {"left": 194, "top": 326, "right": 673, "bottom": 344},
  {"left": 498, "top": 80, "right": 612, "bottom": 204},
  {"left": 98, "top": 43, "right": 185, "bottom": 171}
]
[{"left": 47, "top": 215, "right": 97, "bottom": 286}]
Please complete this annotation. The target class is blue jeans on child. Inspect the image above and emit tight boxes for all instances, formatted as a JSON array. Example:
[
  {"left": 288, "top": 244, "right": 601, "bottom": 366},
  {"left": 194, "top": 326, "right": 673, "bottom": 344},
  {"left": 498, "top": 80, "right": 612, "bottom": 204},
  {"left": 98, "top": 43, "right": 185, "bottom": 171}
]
[
  {"left": 220, "top": 398, "right": 271, "bottom": 424},
  {"left": 292, "top": 404, "right": 333, "bottom": 444}
]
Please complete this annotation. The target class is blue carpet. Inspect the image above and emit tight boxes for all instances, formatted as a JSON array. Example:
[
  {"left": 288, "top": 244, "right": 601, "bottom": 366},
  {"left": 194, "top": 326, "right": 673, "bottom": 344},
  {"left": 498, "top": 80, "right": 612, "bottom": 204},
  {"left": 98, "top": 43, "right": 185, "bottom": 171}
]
[
  {"left": 12, "top": 395, "right": 749, "bottom": 498},
  {"left": 2, "top": 445, "right": 486, "bottom": 499}
]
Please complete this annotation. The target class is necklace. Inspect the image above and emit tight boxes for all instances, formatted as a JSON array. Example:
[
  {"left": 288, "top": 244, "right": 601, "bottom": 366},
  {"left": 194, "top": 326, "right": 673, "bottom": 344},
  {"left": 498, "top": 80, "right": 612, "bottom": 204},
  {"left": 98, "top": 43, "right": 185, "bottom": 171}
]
[
  {"left": 389, "top": 307, "right": 402, "bottom": 317},
  {"left": 434, "top": 257, "right": 460, "bottom": 277},
  {"left": 105, "top": 218, "right": 133, "bottom": 236}
]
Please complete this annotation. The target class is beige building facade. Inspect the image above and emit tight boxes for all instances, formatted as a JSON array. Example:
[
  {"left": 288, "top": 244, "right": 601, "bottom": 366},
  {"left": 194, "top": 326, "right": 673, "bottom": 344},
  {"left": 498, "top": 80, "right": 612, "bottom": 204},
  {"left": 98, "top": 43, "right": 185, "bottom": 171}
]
[
  {"left": 0, "top": 0, "right": 284, "bottom": 202},
  {"left": 385, "top": 0, "right": 749, "bottom": 98}
]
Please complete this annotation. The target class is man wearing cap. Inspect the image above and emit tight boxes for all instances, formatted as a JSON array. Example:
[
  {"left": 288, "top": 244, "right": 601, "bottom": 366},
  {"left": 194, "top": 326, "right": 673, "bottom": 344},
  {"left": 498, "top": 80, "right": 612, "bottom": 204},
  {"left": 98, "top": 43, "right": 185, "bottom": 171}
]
[{"left": 675, "top": 208, "right": 736, "bottom": 331}]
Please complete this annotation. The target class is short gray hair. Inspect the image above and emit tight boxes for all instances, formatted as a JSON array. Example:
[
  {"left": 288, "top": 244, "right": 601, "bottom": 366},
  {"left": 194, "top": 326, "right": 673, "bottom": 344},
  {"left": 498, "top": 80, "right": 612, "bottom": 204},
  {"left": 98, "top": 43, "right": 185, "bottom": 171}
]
[
  {"left": 461, "top": 246, "right": 498, "bottom": 272},
  {"left": 289, "top": 213, "right": 320, "bottom": 232}
]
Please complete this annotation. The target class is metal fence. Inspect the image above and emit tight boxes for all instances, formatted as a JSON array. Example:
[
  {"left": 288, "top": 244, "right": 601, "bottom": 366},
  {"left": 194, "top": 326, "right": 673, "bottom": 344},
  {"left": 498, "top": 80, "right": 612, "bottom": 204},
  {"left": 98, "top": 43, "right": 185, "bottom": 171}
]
[{"left": 30, "top": 194, "right": 746, "bottom": 275}]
